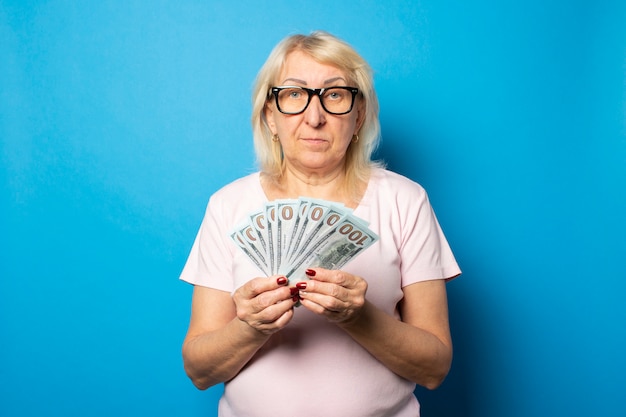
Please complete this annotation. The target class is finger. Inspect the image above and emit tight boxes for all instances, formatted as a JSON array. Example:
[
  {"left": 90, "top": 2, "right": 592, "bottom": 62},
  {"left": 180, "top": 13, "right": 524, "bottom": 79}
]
[
  {"left": 243, "top": 298, "right": 297, "bottom": 334},
  {"left": 299, "top": 296, "right": 353, "bottom": 324},
  {"left": 298, "top": 276, "right": 366, "bottom": 323},
  {"left": 272, "top": 302, "right": 296, "bottom": 328},
  {"left": 251, "top": 285, "right": 295, "bottom": 311},
  {"left": 305, "top": 268, "right": 352, "bottom": 287},
  {"left": 296, "top": 278, "right": 348, "bottom": 300},
  {"left": 234, "top": 279, "right": 294, "bottom": 323},
  {"left": 298, "top": 297, "right": 324, "bottom": 315},
  {"left": 299, "top": 289, "right": 348, "bottom": 312},
  {"left": 238, "top": 275, "right": 289, "bottom": 299}
]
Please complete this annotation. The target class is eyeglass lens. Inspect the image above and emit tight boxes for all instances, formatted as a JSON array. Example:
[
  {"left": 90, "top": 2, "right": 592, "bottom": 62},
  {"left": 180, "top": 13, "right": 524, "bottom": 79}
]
[{"left": 275, "top": 87, "right": 355, "bottom": 115}]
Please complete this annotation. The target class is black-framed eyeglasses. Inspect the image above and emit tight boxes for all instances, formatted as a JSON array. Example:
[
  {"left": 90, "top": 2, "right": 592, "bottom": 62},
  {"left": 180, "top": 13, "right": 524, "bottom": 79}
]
[{"left": 270, "top": 86, "right": 359, "bottom": 115}]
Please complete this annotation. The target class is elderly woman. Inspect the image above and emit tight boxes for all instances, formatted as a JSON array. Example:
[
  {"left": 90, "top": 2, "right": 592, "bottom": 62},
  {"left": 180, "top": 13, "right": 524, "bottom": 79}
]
[{"left": 180, "top": 31, "right": 460, "bottom": 417}]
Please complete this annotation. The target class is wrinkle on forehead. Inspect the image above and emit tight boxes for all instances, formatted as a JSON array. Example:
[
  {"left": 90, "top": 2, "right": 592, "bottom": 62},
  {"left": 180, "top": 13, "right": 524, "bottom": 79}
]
[{"left": 277, "top": 51, "right": 349, "bottom": 87}]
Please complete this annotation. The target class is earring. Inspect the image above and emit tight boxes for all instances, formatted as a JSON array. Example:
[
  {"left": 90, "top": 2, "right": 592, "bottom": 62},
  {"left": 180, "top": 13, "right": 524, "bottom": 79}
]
[
  {"left": 352, "top": 134, "right": 359, "bottom": 143},
  {"left": 272, "top": 134, "right": 280, "bottom": 142}
]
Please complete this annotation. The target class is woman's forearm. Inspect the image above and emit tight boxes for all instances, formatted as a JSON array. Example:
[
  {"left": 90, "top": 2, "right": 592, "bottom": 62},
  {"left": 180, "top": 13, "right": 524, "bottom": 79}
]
[
  {"left": 338, "top": 301, "right": 452, "bottom": 389},
  {"left": 182, "top": 318, "right": 270, "bottom": 390}
]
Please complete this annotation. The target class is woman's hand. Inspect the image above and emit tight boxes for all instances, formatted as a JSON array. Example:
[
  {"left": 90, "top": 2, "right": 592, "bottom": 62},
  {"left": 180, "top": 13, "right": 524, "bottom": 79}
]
[
  {"left": 296, "top": 268, "right": 368, "bottom": 324},
  {"left": 232, "top": 275, "right": 298, "bottom": 335},
  {"left": 183, "top": 277, "right": 297, "bottom": 389},
  {"left": 297, "top": 274, "right": 453, "bottom": 388}
]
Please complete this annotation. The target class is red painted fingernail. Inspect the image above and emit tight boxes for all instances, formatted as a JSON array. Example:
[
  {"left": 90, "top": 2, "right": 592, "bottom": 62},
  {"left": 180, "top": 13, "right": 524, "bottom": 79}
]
[
  {"left": 290, "top": 287, "right": 299, "bottom": 296},
  {"left": 305, "top": 269, "right": 316, "bottom": 276},
  {"left": 296, "top": 282, "right": 307, "bottom": 290},
  {"left": 277, "top": 276, "right": 288, "bottom": 285}
]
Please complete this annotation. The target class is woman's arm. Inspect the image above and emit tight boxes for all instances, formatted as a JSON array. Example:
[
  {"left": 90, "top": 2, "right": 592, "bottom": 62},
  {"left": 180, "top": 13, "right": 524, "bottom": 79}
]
[
  {"left": 182, "top": 277, "right": 297, "bottom": 390},
  {"left": 298, "top": 270, "right": 452, "bottom": 389}
]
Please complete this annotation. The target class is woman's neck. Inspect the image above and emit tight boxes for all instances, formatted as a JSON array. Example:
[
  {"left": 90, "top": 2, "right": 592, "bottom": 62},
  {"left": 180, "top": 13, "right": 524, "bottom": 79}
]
[{"left": 261, "top": 164, "right": 365, "bottom": 208}]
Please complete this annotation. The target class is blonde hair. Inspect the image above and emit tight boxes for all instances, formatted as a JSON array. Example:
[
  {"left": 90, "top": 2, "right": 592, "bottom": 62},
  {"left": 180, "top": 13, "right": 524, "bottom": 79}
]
[{"left": 251, "top": 31, "right": 382, "bottom": 185}]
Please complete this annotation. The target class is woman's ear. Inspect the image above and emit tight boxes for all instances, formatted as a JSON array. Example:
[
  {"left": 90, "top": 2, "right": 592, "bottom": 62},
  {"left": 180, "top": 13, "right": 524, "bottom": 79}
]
[
  {"left": 354, "top": 99, "right": 366, "bottom": 134},
  {"left": 264, "top": 104, "right": 277, "bottom": 135}
]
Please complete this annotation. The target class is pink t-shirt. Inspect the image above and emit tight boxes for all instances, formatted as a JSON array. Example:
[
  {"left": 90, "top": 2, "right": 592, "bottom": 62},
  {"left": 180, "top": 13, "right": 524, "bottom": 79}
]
[{"left": 180, "top": 168, "right": 461, "bottom": 417}]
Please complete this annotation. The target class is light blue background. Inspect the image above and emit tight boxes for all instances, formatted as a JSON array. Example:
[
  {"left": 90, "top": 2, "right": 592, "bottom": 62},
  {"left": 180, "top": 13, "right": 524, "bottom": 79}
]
[{"left": 1, "top": 1, "right": 625, "bottom": 416}]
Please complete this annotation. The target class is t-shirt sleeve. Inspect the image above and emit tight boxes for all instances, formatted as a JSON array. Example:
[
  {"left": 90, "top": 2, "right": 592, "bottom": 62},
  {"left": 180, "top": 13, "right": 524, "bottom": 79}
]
[
  {"left": 398, "top": 185, "right": 461, "bottom": 287},
  {"left": 179, "top": 195, "right": 235, "bottom": 292}
]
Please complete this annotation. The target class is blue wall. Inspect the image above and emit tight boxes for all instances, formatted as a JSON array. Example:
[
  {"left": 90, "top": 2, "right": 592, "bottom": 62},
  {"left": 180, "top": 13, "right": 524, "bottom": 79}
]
[{"left": 1, "top": 1, "right": 625, "bottom": 416}]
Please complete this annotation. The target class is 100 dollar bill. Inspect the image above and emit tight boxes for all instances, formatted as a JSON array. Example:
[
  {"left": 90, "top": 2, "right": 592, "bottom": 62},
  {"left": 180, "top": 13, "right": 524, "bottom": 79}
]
[{"left": 230, "top": 198, "right": 378, "bottom": 280}]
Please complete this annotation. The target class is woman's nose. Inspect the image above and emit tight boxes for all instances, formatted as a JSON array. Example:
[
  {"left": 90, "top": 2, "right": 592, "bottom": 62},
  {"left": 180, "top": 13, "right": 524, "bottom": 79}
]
[{"left": 304, "top": 95, "right": 326, "bottom": 127}]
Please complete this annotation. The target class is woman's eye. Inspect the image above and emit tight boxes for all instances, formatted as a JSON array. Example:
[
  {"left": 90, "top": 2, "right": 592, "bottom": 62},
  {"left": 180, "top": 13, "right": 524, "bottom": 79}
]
[
  {"left": 288, "top": 90, "right": 303, "bottom": 99},
  {"left": 327, "top": 91, "right": 344, "bottom": 100}
]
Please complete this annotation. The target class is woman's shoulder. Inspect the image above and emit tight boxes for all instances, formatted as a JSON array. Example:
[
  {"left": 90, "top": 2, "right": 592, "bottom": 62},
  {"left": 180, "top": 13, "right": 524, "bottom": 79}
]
[
  {"left": 210, "top": 172, "right": 260, "bottom": 199},
  {"left": 369, "top": 167, "right": 428, "bottom": 199},
  {"left": 207, "top": 172, "right": 265, "bottom": 212}
]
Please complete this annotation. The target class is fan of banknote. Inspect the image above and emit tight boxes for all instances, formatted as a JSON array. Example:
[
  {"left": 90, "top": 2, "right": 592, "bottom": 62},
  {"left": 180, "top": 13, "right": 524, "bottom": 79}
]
[{"left": 229, "top": 198, "right": 379, "bottom": 283}]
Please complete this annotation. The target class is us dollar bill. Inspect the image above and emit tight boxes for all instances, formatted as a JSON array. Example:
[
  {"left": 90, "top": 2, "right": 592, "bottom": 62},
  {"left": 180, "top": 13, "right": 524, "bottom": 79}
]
[
  {"left": 275, "top": 199, "right": 300, "bottom": 274},
  {"left": 286, "top": 199, "right": 348, "bottom": 264},
  {"left": 229, "top": 197, "right": 378, "bottom": 280},
  {"left": 281, "top": 215, "right": 378, "bottom": 281},
  {"left": 264, "top": 202, "right": 278, "bottom": 274},
  {"left": 248, "top": 209, "right": 268, "bottom": 256},
  {"left": 288, "top": 203, "right": 348, "bottom": 265},
  {"left": 229, "top": 228, "right": 270, "bottom": 276}
]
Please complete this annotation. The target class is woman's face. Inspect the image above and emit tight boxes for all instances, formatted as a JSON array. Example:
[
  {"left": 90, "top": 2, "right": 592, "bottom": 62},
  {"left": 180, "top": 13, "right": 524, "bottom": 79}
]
[{"left": 265, "top": 50, "right": 364, "bottom": 177}]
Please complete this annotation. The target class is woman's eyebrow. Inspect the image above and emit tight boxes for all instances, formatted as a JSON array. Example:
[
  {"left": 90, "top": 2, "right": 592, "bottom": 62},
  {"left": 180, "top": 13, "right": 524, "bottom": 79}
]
[
  {"left": 281, "top": 78, "right": 307, "bottom": 85},
  {"left": 280, "top": 76, "right": 347, "bottom": 86},
  {"left": 323, "top": 77, "right": 347, "bottom": 85}
]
